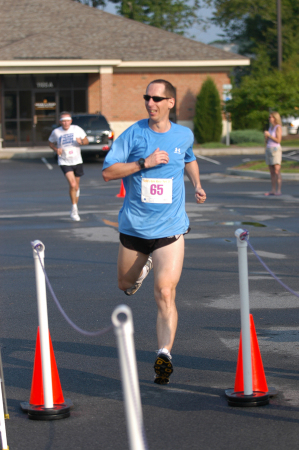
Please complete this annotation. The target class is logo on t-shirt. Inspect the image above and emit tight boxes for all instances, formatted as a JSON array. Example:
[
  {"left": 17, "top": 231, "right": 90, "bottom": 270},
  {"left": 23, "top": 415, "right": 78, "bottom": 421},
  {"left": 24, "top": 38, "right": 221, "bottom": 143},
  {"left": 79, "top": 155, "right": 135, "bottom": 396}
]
[
  {"left": 174, "top": 148, "right": 181, "bottom": 154},
  {"left": 61, "top": 133, "right": 74, "bottom": 147}
]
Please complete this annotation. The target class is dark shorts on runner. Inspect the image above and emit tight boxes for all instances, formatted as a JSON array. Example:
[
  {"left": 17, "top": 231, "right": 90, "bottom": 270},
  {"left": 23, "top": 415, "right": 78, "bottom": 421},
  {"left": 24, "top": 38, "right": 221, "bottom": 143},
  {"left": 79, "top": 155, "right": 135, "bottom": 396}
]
[
  {"left": 60, "top": 164, "right": 84, "bottom": 177},
  {"left": 120, "top": 228, "right": 190, "bottom": 255}
]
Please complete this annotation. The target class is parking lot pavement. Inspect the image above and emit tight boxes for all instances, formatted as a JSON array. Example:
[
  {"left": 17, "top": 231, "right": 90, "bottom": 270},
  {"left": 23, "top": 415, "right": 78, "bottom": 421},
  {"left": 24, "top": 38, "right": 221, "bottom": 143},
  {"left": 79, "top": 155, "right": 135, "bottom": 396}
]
[{"left": 0, "top": 158, "right": 299, "bottom": 450}]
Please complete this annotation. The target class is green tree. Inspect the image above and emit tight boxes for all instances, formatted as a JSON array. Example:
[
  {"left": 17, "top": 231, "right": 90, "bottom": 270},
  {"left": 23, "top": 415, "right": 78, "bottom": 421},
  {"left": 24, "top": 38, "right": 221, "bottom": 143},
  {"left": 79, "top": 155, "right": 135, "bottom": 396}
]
[
  {"left": 203, "top": 0, "right": 299, "bottom": 68},
  {"left": 193, "top": 77, "right": 222, "bottom": 144},
  {"left": 74, "top": 0, "right": 200, "bottom": 35},
  {"left": 227, "top": 64, "right": 299, "bottom": 130}
]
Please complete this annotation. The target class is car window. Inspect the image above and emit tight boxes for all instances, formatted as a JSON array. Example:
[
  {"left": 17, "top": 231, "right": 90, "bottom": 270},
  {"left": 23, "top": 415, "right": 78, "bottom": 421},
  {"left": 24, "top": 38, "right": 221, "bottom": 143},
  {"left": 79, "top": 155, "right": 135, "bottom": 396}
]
[{"left": 72, "top": 115, "right": 109, "bottom": 131}]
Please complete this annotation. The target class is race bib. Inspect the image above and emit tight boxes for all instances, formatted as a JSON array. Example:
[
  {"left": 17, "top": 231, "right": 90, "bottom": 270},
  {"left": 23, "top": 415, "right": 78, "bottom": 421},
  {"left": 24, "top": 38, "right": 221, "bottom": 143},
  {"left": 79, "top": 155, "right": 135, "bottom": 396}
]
[
  {"left": 141, "top": 178, "right": 173, "bottom": 203},
  {"left": 66, "top": 148, "right": 74, "bottom": 157}
]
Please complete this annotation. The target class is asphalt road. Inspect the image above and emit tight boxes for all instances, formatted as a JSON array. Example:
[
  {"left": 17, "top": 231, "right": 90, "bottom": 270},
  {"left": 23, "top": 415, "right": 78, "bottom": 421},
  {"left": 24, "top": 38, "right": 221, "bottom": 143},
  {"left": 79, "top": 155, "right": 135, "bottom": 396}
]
[{"left": 0, "top": 154, "right": 299, "bottom": 450}]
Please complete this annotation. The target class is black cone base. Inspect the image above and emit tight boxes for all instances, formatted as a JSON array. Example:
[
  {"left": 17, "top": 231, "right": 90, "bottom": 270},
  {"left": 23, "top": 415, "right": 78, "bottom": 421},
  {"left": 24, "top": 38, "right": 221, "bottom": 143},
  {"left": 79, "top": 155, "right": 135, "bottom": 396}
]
[
  {"left": 20, "top": 399, "right": 73, "bottom": 420},
  {"left": 225, "top": 389, "right": 269, "bottom": 407}
]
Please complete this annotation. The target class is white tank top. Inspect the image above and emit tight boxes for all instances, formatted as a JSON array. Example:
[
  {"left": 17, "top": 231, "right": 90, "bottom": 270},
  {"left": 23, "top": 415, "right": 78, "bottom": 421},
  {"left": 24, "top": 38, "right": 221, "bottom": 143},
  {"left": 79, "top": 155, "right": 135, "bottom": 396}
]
[{"left": 267, "top": 124, "right": 281, "bottom": 147}]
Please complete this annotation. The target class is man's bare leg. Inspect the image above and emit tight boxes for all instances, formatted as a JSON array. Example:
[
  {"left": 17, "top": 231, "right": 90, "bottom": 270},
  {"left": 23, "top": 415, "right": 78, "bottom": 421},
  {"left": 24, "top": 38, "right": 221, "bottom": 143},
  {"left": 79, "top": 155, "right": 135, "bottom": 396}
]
[
  {"left": 117, "top": 243, "right": 149, "bottom": 291},
  {"left": 152, "top": 236, "right": 184, "bottom": 352},
  {"left": 152, "top": 236, "right": 184, "bottom": 384},
  {"left": 65, "top": 172, "right": 80, "bottom": 205},
  {"left": 65, "top": 172, "right": 81, "bottom": 220}
]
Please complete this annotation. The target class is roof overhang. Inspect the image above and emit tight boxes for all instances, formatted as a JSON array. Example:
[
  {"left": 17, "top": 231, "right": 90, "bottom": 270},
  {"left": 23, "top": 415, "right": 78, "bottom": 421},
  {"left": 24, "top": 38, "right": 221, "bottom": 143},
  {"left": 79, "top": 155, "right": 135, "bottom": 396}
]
[
  {"left": 118, "top": 59, "right": 250, "bottom": 68},
  {"left": 0, "top": 58, "right": 250, "bottom": 74}
]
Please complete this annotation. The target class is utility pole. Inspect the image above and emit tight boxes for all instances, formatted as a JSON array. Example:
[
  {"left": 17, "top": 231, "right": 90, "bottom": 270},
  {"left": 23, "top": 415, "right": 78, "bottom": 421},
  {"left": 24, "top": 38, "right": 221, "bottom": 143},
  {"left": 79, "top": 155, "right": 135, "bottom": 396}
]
[{"left": 277, "top": 0, "right": 282, "bottom": 70}]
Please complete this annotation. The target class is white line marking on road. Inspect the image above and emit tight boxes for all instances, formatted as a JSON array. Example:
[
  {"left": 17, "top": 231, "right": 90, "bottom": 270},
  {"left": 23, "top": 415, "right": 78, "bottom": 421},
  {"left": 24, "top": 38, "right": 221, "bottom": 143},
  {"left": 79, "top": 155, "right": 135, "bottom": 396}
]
[
  {"left": 0, "top": 209, "right": 119, "bottom": 219},
  {"left": 185, "top": 233, "right": 211, "bottom": 239},
  {"left": 253, "top": 250, "right": 286, "bottom": 259},
  {"left": 41, "top": 157, "right": 53, "bottom": 170},
  {"left": 60, "top": 226, "right": 119, "bottom": 242},
  {"left": 196, "top": 155, "right": 221, "bottom": 165}
]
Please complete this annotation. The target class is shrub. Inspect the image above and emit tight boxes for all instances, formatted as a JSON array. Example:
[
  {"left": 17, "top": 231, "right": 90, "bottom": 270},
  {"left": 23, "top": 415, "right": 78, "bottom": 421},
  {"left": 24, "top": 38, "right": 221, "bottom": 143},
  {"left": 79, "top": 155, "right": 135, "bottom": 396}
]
[
  {"left": 193, "top": 77, "right": 222, "bottom": 144},
  {"left": 229, "top": 129, "right": 264, "bottom": 145}
]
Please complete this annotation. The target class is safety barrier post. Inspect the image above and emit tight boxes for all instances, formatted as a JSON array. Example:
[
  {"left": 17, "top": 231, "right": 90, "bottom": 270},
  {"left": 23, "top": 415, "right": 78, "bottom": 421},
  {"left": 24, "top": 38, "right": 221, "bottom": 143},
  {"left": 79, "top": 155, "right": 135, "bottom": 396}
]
[
  {"left": 236, "top": 229, "right": 252, "bottom": 395},
  {"left": 0, "top": 380, "right": 8, "bottom": 449},
  {"left": 111, "top": 305, "right": 147, "bottom": 450},
  {"left": 225, "top": 229, "right": 270, "bottom": 406},
  {"left": 32, "top": 241, "right": 53, "bottom": 408},
  {"left": 0, "top": 349, "right": 9, "bottom": 419},
  {"left": 20, "top": 240, "right": 71, "bottom": 420}
]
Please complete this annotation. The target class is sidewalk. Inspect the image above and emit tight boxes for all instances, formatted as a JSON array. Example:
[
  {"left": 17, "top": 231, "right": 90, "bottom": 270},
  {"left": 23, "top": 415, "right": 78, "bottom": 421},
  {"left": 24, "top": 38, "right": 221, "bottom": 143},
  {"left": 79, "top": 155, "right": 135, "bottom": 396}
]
[
  {"left": 193, "top": 145, "right": 298, "bottom": 156},
  {"left": 1, "top": 145, "right": 298, "bottom": 159},
  {"left": 0, "top": 146, "right": 53, "bottom": 159}
]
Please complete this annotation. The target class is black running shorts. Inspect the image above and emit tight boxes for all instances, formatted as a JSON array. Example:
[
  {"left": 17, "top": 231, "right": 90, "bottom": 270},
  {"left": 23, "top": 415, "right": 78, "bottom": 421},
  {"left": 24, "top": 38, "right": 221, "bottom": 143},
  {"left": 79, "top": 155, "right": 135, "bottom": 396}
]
[
  {"left": 60, "top": 164, "right": 84, "bottom": 177},
  {"left": 120, "top": 228, "right": 190, "bottom": 255}
]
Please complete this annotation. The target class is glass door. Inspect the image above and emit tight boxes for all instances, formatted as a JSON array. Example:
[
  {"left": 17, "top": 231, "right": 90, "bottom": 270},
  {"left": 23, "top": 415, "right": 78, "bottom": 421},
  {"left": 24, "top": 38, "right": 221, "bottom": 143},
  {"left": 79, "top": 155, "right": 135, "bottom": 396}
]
[{"left": 33, "top": 92, "right": 57, "bottom": 144}]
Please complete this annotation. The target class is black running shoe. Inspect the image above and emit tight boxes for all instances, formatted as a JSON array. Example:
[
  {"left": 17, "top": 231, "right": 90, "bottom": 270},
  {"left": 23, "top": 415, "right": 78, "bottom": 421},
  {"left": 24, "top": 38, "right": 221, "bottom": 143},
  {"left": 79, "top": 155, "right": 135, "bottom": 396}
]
[{"left": 154, "top": 353, "right": 173, "bottom": 385}]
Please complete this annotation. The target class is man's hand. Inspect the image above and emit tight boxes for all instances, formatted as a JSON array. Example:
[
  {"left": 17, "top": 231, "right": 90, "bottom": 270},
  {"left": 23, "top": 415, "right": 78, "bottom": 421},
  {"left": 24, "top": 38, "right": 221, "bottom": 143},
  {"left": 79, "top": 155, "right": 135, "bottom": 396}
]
[
  {"left": 145, "top": 148, "right": 169, "bottom": 168},
  {"left": 76, "top": 137, "right": 84, "bottom": 145},
  {"left": 195, "top": 187, "right": 206, "bottom": 204},
  {"left": 56, "top": 147, "right": 63, "bottom": 156}
]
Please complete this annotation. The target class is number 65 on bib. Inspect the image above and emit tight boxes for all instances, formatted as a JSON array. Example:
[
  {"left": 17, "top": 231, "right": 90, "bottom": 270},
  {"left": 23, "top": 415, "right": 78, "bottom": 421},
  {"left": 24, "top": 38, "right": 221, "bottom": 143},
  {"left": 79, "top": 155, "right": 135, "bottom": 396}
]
[{"left": 141, "top": 178, "right": 173, "bottom": 204}]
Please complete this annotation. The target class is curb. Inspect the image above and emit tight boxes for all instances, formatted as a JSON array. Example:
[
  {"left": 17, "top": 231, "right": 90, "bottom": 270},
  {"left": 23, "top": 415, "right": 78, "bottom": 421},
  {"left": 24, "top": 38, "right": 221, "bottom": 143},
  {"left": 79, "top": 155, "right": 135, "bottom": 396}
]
[
  {"left": 1, "top": 146, "right": 298, "bottom": 161},
  {"left": 226, "top": 168, "right": 299, "bottom": 180},
  {"left": 0, "top": 147, "right": 53, "bottom": 160},
  {"left": 193, "top": 146, "right": 298, "bottom": 156}
]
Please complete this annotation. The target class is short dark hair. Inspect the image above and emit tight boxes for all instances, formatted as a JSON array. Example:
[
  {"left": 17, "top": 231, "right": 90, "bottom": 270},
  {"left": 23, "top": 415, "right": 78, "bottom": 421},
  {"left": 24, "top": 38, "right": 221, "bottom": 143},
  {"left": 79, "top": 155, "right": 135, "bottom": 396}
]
[
  {"left": 147, "top": 79, "right": 176, "bottom": 99},
  {"left": 60, "top": 111, "right": 72, "bottom": 118}
]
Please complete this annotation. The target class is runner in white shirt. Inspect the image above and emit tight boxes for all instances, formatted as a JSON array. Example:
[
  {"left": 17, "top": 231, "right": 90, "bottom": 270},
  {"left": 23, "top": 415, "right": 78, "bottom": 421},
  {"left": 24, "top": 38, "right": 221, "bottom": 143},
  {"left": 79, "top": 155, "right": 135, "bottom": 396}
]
[
  {"left": 102, "top": 80, "right": 206, "bottom": 385},
  {"left": 48, "top": 111, "right": 89, "bottom": 221}
]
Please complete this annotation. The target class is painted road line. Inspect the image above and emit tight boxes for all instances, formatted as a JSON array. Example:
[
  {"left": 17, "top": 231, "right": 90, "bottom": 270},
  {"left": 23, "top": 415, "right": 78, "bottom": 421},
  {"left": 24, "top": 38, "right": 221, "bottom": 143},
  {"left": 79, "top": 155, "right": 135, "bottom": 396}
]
[
  {"left": 41, "top": 157, "right": 53, "bottom": 170},
  {"left": 0, "top": 209, "right": 121, "bottom": 219},
  {"left": 196, "top": 155, "right": 221, "bottom": 165}
]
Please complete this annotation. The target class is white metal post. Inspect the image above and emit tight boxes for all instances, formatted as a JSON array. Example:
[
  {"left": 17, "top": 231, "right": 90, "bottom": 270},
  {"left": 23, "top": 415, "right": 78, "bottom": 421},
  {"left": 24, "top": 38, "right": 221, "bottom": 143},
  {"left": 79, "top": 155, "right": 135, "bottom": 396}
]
[
  {"left": 0, "top": 380, "right": 8, "bottom": 450},
  {"left": 112, "top": 305, "right": 146, "bottom": 450},
  {"left": 226, "top": 113, "right": 230, "bottom": 146},
  {"left": 32, "top": 241, "right": 53, "bottom": 408},
  {"left": 235, "top": 230, "right": 253, "bottom": 395}
]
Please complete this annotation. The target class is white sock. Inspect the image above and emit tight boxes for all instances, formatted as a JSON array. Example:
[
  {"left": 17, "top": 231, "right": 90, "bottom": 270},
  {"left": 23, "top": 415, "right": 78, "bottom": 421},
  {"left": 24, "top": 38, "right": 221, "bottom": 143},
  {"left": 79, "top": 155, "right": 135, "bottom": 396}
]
[
  {"left": 157, "top": 348, "right": 172, "bottom": 359},
  {"left": 72, "top": 204, "right": 78, "bottom": 211}
]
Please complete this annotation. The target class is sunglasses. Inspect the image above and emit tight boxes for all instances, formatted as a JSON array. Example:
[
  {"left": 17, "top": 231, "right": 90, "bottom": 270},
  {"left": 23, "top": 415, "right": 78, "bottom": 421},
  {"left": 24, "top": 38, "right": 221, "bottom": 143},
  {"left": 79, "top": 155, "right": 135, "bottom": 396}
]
[{"left": 143, "top": 95, "right": 171, "bottom": 102}]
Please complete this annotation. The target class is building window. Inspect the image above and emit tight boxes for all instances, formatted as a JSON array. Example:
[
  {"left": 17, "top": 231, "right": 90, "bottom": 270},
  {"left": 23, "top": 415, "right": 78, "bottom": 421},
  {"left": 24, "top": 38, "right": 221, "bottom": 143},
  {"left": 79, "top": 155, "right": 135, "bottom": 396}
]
[{"left": 1, "top": 74, "right": 88, "bottom": 146}]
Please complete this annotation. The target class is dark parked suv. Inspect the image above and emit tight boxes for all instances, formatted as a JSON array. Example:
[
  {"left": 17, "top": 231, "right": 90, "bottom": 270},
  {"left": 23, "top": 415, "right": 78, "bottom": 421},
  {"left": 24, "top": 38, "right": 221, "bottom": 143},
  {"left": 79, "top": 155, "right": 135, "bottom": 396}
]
[{"left": 71, "top": 114, "right": 114, "bottom": 157}]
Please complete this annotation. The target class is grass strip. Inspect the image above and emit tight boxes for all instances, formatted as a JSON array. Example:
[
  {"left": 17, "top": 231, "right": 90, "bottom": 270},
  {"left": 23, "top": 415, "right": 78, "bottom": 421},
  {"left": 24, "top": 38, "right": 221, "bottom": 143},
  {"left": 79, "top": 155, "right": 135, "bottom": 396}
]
[{"left": 235, "top": 160, "right": 299, "bottom": 173}]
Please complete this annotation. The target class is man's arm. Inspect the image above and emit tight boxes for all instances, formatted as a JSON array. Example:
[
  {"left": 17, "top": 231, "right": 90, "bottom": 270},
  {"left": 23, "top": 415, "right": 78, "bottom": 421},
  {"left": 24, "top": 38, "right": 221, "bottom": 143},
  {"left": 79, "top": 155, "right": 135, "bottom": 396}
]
[
  {"left": 185, "top": 160, "right": 206, "bottom": 204},
  {"left": 48, "top": 140, "right": 63, "bottom": 156},
  {"left": 76, "top": 136, "right": 89, "bottom": 145},
  {"left": 102, "top": 148, "right": 169, "bottom": 182}
]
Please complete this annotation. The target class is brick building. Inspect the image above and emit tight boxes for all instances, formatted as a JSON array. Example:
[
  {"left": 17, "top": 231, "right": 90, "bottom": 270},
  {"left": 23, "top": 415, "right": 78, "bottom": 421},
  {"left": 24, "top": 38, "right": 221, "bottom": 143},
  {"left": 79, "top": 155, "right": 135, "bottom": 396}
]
[{"left": 0, "top": 0, "right": 250, "bottom": 147}]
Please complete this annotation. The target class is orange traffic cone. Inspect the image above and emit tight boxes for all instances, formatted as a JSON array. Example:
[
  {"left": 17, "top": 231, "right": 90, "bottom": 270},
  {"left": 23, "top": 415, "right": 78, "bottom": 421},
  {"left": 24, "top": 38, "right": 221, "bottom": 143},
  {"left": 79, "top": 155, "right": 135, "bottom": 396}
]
[
  {"left": 29, "top": 327, "right": 64, "bottom": 405},
  {"left": 20, "top": 327, "right": 72, "bottom": 420},
  {"left": 225, "top": 314, "right": 277, "bottom": 406},
  {"left": 116, "top": 180, "right": 126, "bottom": 198},
  {"left": 234, "top": 314, "right": 268, "bottom": 392}
]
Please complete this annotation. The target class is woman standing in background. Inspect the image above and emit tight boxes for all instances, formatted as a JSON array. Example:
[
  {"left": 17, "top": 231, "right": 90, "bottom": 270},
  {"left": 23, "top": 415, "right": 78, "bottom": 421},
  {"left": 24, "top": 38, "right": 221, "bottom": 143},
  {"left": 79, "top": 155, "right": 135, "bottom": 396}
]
[{"left": 264, "top": 111, "right": 282, "bottom": 196}]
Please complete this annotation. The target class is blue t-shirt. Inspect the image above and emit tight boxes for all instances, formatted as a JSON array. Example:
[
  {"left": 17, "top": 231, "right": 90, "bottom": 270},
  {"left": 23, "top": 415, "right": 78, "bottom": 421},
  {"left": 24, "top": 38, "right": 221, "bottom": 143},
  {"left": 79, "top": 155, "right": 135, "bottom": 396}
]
[{"left": 103, "top": 119, "right": 196, "bottom": 239}]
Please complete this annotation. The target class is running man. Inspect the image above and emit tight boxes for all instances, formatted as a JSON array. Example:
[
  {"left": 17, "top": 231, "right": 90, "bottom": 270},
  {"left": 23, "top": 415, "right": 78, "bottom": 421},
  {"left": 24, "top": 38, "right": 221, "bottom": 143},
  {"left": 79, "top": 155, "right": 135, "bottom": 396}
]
[
  {"left": 48, "top": 111, "right": 89, "bottom": 221},
  {"left": 102, "top": 79, "right": 206, "bottom": 384}
]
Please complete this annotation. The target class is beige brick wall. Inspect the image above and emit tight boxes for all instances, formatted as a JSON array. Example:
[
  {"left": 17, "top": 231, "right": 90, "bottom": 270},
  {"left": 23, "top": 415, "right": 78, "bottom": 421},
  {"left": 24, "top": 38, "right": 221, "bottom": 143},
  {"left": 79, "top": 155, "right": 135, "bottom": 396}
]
[
  {"left": 88, "top": 71, "right": 231, "bottom": 138},
  {"left": 88, "top": 73, "right": 101, "bottom": 114}
]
